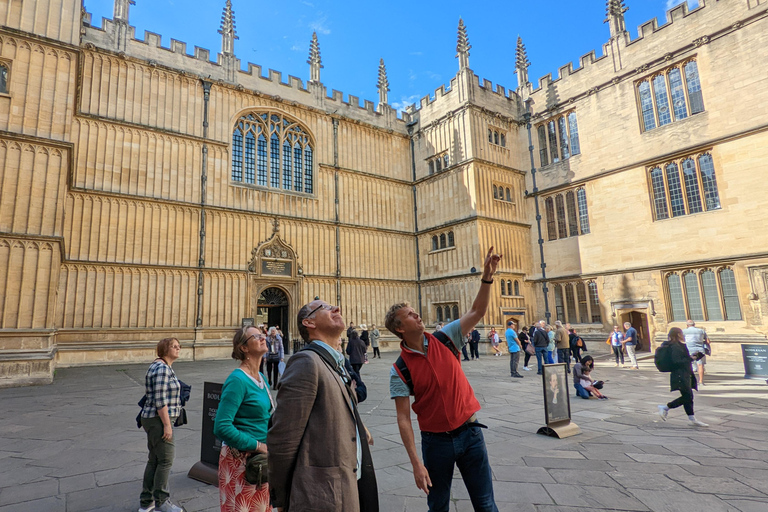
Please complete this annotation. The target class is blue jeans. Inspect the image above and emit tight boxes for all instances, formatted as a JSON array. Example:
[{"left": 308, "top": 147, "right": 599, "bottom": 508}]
[
  {"left": 421, "top": 427, "right": 498, "bottom": 512},
  {"left": 574, "top": 382, "right": 590, "bottom": 399},
  {"left": 535, "top": 347, "right": 548, "bottom": 374},
  {"left": 557, "top": 348, "right": 570, "bottom": 372}
]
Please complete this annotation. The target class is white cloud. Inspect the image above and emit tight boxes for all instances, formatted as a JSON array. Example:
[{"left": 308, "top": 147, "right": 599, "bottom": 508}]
[
  {"left": 390, "top": 94, "right": 421, "bottom": 113},
  {"left": 309, "top": 15, "right": 331, "bottom": 35},
  {"left": 290, "top": 44, "right": 302, "bottom": 52}
]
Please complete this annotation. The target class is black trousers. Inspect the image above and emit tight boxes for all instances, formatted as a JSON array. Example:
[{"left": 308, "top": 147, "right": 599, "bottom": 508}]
[
  {"left": 352, "top": 363, "right": 363, "bottom": 374},
  {"left": 266, "top": 358, "right": 280, "bottom": 387},
  {"left": 668, "top": 388, "right": 694, "bottom": 416},
  {"left": 469, "top": 341, "right": 480, "bottom": 359},
  {"left": 373, "top": 347, "right": 380, "bottom": 358},
  {"left": 509, "top": 351, "right": 520, "bottom": 376},
  {"left": 523, "top": 343, "right": 532, "bottom": 367}
]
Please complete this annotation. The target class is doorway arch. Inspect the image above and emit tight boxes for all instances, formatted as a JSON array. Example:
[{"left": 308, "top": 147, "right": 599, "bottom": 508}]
[{"left": 257, "top": 287, "right": 290, "bottom": 341}]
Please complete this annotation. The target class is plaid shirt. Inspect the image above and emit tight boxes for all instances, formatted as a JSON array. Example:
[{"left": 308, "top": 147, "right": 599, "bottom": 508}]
[{"left": 141, "top": 360, "right": 181, "bottom": 419}]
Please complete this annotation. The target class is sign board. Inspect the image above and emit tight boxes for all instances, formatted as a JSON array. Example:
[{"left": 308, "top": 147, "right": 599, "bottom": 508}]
[
  {"left": 542, "top": 363, "right": 571, "bottom": 424},
  {"left": 742, "top": 344, "right": 768, "bottom": 379},
  {"left": 261, "top": 259, "right": 292, "bottom": 277},
  {"left": 241, "top": 318, "right": 254, "bottom": 328},
  {"left": 201, "top": 381, "right": 223, "bottom": 465}
]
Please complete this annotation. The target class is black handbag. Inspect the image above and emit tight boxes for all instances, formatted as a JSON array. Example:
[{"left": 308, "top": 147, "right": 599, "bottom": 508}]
[
  {"left": 174, "top": 407, "right": 187, "bottom": 427},
  {"left": 245, "top": 452, "right": 269, "bottom": 486}
]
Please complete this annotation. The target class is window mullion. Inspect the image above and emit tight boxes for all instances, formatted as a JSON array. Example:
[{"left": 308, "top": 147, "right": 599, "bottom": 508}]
[
  {"left": 650, "top": 80, "right": 660, "bottom": 127},
  {"left": 694, "top": 152, "right": 706, "bottom": 209},
  {"left": 697, "top": 271, "right": 708, "bottom": 321},
  {"left": 680, "top": 63, "right": 693, "bottom": 116},
  {"left": 716, "top": 268, "right": 728, "bottom": 321},
  {"left": 678, "top": 158, "right": 690, "bottom": 215},
  {"left": 680, "top": 273, "right": 691, "bottom": 320}
]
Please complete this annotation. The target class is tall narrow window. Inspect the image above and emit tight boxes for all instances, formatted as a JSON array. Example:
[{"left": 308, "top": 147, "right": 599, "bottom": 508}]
[
  {"left": 432, "top": 236, "right": 438, "bottom": 251},
  {"left": 565, "top": 191, "right": 579, "bottom": 237},
  {"left": 684, "top": 61, "right": 704, "bottom": 114},
  {"left": 719, "top": 268, "right": 741, "bottom": 320},
  {"left": 501, "top": 281, "right": 506, "bottom": 295},
  {"left": 668, "top": 68, "right": 688, "bottom": 121},
  {"left": 700, "top": 270, "right": 723, "bottom": 321},
  {"left": 282, "top": 141, "right": 292, "bottom": 190},
  {"left": 576, "top": 188, "right": 590, "bottom": 234},
  {"left": 304, "top": 147, "right": 313, "bottom": 193},
  {"left": 555, "top": 194, "right": 567, "bottom": 239},
  {"left": 294, "top": 144, "right": 303, "bottom": 191},
  {"left": 554, "top": 285, "right": 565, "bottom": 321},
  {"left": 667, "top": 274, "right": 686, "bottom": 321},
  {"left": 436, "top": 307, "right": 443, "bottom": 323},
  {"left": 443, "top": 154, "right": 449, "bottom": 169},
  {"left": 557, "top": 116, "right": 570, "bottom": 159},
  {"left": 505, "top": 188, "right": 511, "bottom": 202},
  {"left": 576, "top": 282, "right": 588, "bottom": 324},
  {"left": 435, "top": 157, "right": 442, "bottom": 172},
  {"left": 514, "top": 280, "right": 520, "bottom": 296},
  {"left": 698, "top": 154, "right": 720, "bottom": 211},
  {"left": 500, "top": 133, "right": 506, "bottom": 147},
  {"left": 447, "top": 231, "right": 454, "bottom": 247},
  {"left": 682, "top": 158, "right": 703, "bottom": 214},
  {"left": 440, "top": 233, "right": 446, "bottom": 249},
  {"left": 256, "top": 134, "right": 267, "bottom": 186},
  {"left": 493, "top": 185, "right": 498, "bottom": 199},
  {"left": 639, "top": 81, "right": 656, "bottom": 131},
  {"left": 588, "top": 281, "right": 602, "bottom": 323},
  {"left": 545, "top": 197, "right": 557, "bottom": 241},
  {"left": 665, "top": 162, "right": 685, "bottom": 217},
  {"left": 565, "top": 284, "right": 576, "bottom": 322},
  {"left": 494, "top": 131, "right": 499, "bottom": 145},
  {"left": 270, "top": 133, "right": 280, "bottom": 188},
  {"left": 244, "top": 130, "right": 257, "bottom": 184},
  {"left": 547, "top": 121, "right": 559, "bottom": 163},
  {"left": 683, "top": 272, "right": 705, "bottom": 321},
  {"left": 567, "top": 113, "right": 580, "bottom": 156},
  {"left": 232, "top": 129, "right": 243, "bottom": 181},
  {"left": 429, "top": 160, "right": 434, "bottom": 175},
  {"left": 652, "top": 74, "right": 672, "bottom": 127},
  {"left": 488, "top": 129, "right": 493, "bottom": 143},
  {"left": 538, "top": 126, "right": 549, "bottom": 167},
  {"left": 650, "top": 167, "right": 669, "bottom": 220},
  {"left": 0, "top": 64, "right": 7, "bottom": 93},
  {"left": 452, "top": 305, "right": 459, "bottom": 321},
  {"left": 444, "top": 306, "right": 452, "bottom": 321}
]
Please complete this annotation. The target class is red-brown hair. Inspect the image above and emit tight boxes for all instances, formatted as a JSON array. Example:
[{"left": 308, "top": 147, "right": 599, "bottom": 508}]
[{"left": 156, "top": 337, "right": 179, "bottom": 358}]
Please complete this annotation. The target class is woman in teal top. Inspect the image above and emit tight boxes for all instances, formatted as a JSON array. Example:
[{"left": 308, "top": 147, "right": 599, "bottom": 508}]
[{"left": 214, "top": 326, "right": 274, "bottom": 512}]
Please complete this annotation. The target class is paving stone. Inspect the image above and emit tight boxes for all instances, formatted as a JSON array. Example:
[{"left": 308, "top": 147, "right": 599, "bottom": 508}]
[
  {"left": 59, "top": 473, "right": 97, "bottom": 493},
  {"left": 628, "top": 489, "right": 735, "bottom": 512},
  {"left": 721, "top": 499, "right": 768, "bottom": 512},
  {"left": 671, "top": 475, "right": 767, "bottom": 498},
  {"left": 546, "top": 483, "right": 649, "bottom": 511},
  {"left": 522, "top": 457, "right": 612, "bottom": 471},
  {"left": 0, "top": 478, "right": 59, "bottom": 506},
  {"left": 0, "top": 495, "right": 66, "bottom": 512},
  {"left": 493, "top": 465, "right": 555, "bottom": 484},
  {"left": 548, "top": 469, "right": 622, "bottom": 488},
  {"left": 608, "top": 471, "right": 688, "bottom": 492},
  {"left": 626, "top": 453, "right": 699, "bottom": 465}
]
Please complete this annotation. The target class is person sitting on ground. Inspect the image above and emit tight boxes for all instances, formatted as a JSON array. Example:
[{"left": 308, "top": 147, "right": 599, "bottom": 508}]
[{"left": 573, "top": 355, "right": 606, "bottom": 400}]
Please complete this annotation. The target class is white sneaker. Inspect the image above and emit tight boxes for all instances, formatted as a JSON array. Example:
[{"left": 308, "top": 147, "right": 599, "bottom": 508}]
[
  {"left": 523, "top": 366, "right": 531, "bottom": 371},
  {"left": 657, "top": 405, "right": 668, "bottom": 421},
  {"left": 157, "top": 501, "right": 184, "bottom": 512},
  {"left": 689, "top": 419, "right": 709, "bottom": 427},
  {"left": 139, "top": 504, "right": 155, "bottom": 512}
]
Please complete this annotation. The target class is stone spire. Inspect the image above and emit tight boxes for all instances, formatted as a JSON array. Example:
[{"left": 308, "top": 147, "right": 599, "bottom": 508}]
[
  {"left": 113, "top": 0, "right": 135, "bottom": 51},
  {"left": 377, "top": 58, "right": 390, "bottom": 108},
  {"left": 113, "top": 0, "right": 135, "bottom": 24},
  {"left": 456, "top": 18, "right": 471, "bottom": 71},
  {"left": 604, "top": 0, "right": 628, "bottom": 39},
  {"left": 515, "top": 36, "right": 530, "bottom": 91},
  {"left": 308, "top": 32, "right": 323, "bottom": 84},
  {"left": 218, "top": 0, "right": 238, "bottom": 56}
]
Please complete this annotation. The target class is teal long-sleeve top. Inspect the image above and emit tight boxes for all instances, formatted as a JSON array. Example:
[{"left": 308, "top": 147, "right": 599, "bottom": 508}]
[{"left": 213, "top": 368, "right": 272, "bottom": 451}]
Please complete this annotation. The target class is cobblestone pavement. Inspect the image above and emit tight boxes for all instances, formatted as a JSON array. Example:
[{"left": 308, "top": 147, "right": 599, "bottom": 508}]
[{"left": 1, "top": 352, "right": 766, "bottom": 512}]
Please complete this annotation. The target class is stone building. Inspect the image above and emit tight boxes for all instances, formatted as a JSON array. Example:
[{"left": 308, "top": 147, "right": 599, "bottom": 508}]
[{"left": 1, "top": 0, "right": 766, "bottom": 386}]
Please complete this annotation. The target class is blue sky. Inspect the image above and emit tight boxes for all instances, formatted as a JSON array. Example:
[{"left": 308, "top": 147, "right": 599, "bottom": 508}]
[{"left": 84, "top": 0, "right": 697, "bottom": 111}]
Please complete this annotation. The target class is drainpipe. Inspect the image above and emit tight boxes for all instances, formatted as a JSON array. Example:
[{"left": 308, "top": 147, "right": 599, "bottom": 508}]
[
  {"left": 195, "top": 80, "right": 212, "bottom": 342},
  {"left": 408, "top": 122, "right": 423, "bottom": 317},
  {"left": 332, "top": 118, "right": 341, "bottom": 308}
]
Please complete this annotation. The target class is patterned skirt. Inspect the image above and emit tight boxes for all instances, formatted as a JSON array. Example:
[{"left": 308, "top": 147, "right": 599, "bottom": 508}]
[{"left": 218, "top": 445, "right": 272, "bottom": 512}]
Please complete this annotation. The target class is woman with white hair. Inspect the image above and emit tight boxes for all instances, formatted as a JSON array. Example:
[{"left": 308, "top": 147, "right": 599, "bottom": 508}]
[{"left": 265, "top": 326, "right": 284, "bottom": 387}]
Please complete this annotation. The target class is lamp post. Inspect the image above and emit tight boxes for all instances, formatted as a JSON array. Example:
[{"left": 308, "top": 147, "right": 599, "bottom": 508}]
[{"left": 523, "top": 99, "right": 551, "bottom": 324}]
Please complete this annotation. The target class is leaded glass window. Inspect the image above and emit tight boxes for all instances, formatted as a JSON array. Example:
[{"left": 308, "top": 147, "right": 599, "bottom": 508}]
[
  {"left": 493, "top": 185, "right": 498, "bottom": 199},
  {"left": 554, "top": 284, "right": 565, "bottom": 321},
  {"left": 682, "top": 158, "right": 703, "bottom": 214},
  {"left": 501, "top": 281, "right": 506, "bottom": 295},
  {"left": 566, "top": 191, "right": 579, "bottom": 237},
  {"left": 685, "top": 61, "right": 704, "bottom": 114},
  {"left": 667, "top": 274, "right": 686, "bottom": 321},
  {"left": 548, "top": 121, "right": 559, "bottom": 163},
  {"left": 514, "top": 280, "right": 520, "bottom": 296},
  {"left": 494, "top": 131, "right": 499, "bottom": 145},
  {"left": 452, "top": 305, "right": 459, "bottom": 320},
  {"left": 665, "top": 162, "right": 685, "bottom": 217},
  {"left": 447, "top": 231, "right": 454, "bottom": 247},
  {"left": 500, "top": 133, "right": 506, "bottom": 147},
  {"left": 436, "top": 306, "right": 443, "bottom": 323},
  {"left": 488, "top": 129, "right": 493, "bottom": 143},
  {"left": 230, "top": 110, "right": 314, "bottom": 193},
  {"left": 443, "top": 154, "right": 449, "bottom": 169},
  {"left": 429, "top": 160, "right": 434, "bottom": 175},
  {"left": 568, "top": 113, "right": 580, "bottom": 156},
  {"left": 545, "top": 197, "right": 557, "bottom": 241},
  {"left": 577, "top": 188, "right": 590, "bottom": 234},
  {"left": 538, "top": 126, "right": 549, "bottom": 167},
  {"left": 0, "top": 64, "right": 7, "bottom": 93},
  {"left": 588, "top": 282, "right": 601, "bottom": 323},
  {"left": 650, "top": 167, "right": 668, "bottom": 220},
  {"left": 720, "top": 268, "right": 741, "bottom": 320},
  {"left": 555, "top": 194, "right": 567, "bottom": 239},
  {"left": 684, "top": 272, "right": 705, "bottom": 321},
  {"left": 565, "top": 284, "right": 576, "bottom": 322},
  {"left": 558, "top": 116, "right": 570, "bottom": 159},
  {"left": 440, "top": 233, "right": 446, "bottom": 249},
  {"left": 653, "top": 74, "right": 672, "bottom": 126},
  {"left": 668, "top": 68, "right": 688, "bottom": 121},
  {"left": 431, "top": 236, "right": 438, "bottom": 251},
  {"left": 639, "top": 81, "right": 656, "bottom": 131},
  {"left": 701, "top": 270, "right": 723, "bottom": 321},
  {"left": 576, "top": 282, "right": 588, "bottom": 324},
  {"left": 505, "top": 188, "right": 511, "bottom": 202},
  {"left": 698, "top": 154, "right": 720, "bottom": 210}
]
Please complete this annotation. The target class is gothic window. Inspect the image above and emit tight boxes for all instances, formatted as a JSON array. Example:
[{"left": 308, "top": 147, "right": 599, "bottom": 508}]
[
  {"left": 555, "top": 194, "right": 567, "bottom": 239},
  {"left": 432, "top": 235, "right": 438, "bottom": 251},
  {"left": 513, "top": 280, "right": 520, "bottom": 296},
  {"left": 565, "top": 283, "right": 576, "bottom": 322},
  {"left": 554, "top": 284, "right": 565, "bottom": 321},
  {"left": 493, "top": 185, "right": 498, "bottom": 199},
  {"left": 567, "top": 113, "right": 580, "bottom": 156},
  {"left": 558, "top": 116, "right": 570, "bottom": 159},
  {"left": 537, "top": 125, "right": 549, "bottom": 167},
  {"left": 684, "top": 271, "right": 705, "bottom": 321},
  {"left": 231, "top": 111, "right": 314, "bottom": 193},
  {"left": 452, "top": 305, "right": 459, "bottom": 320},
  {"left": 588, "top": 281, "right": 602, "bottom": 323},
  {"left": 667, "top": 274, "right": 686, "bottom": 321},
  {"left": 576, "top": 282, "right": 588, "bottom": 323},
  {"left": 443, "top": 154, "right": 449, "bottom": 169},
  {"left": 439, "top": 233, "right": 446, "bottom": 249},
  {"left": 565, "top": 191, "right": 578, "bottom": 237},
  {"left": 545, "top": 197, "right": 557, "bottom": 241},
  {"left": 0, "top": 63, "right": 7, "bottom": 93},
  {"left": 505, "top": 188, "right": 511, "bottom": 201},
  {"left": 447, "top": 231, "right": 454, "bottom": 247},
  {"left": 637, "top": 60, "right": 705, "bottom": 132},
  {"left": 488, "top": 129, "right": 493, "bottom": 143},
  {"left": 649, "top": 152, "right": 721, "bottom": 221},
  {"left": 547, "top": 121, "right": 559, "bottom": 163},
  {"left": 500, "top": 133, "right": 506, "bottom": 147},
  {"left": 436, "top": 306, "right": 443, "bottom": 323},
  {"left": 436, "top": 157, "right": 442, "bottom": 172},
  {"left": 720, "top": 268, "right": 741, "bottom": 320},
  {"left": 701, "top": 270, "right": 723, "bottom": 321},
  {"left": 666, "top": 267, "right": 741, "bottom": 321},
  {"left": 576, "top": 188, "right": 590, "bottom": 234},
  {"left": 505, "top": 280, "right": 511, "bottom": 295},
  {"left": 429, "top": 160, "right": 434, "bottom": 175},
  {"left": 444, "top": 306, "right": 451, "bottom": 321},
  {"left": 501, "top": 281, "right": 506, "bottom": 295},
  {"left": 494, "top": 131, "right": 499, "bottom": 145}
]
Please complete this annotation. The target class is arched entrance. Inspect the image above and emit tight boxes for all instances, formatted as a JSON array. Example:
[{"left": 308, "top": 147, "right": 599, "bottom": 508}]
[{"left": 257, "top": 287, "right": 290, "bottom": 341}]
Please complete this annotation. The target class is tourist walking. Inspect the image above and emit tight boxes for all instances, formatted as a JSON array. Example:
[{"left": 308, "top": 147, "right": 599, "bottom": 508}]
[
  {"left": 469, "top": 328, "right": 481, "bottom": 359},
  {"left": 569, "top": 328, "right": 586, "bottom": 362},
  {"left": 138, "top": 338, "right": 184, "bottom": 512},
  {"left": 683, "top": 320, "right": 708, "bottom": 385},
  {"left": 370, "top": 324, "right": 381, "bottom": 358},
  {"left": 346, "top": 329, "right": 367, "bottom": 373},
  {"left": 532, "top": 321, "right": 550, "bottom": 375},
  {"left": 214, "top": 326, "right": 274, "bottom": 512},
  {"left": 387, "top": 247, "right": 501, "bottom": 512},
  {"left": 489, "top": 327, "right": 501, "bottom": 356},
  {"left": 623, "top": 322, "right": 640, "bottom": 369},
  {"left": 609, "top": 325, "right": 625, "bottom": 366},
  {"left": 554, "top": 321, "right": 570, "bottom": 372},
  {"left": 265, "top": 326, "right": 284, "bottom": 387},
  {"left": 519, "top": 327, "right": 532, "bottom": 370},
  {"left": 505, "top": 321, "right": 523, "bottom": 378},
  {"left": 657, "top": 327, "right": 709, "bottom": 427},
  {"left": 269, "top": 300, "right": 378, "bottom": 512}
]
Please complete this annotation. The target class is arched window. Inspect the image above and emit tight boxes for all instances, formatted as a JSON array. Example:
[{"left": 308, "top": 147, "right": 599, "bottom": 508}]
[
  {"left": 537, "top": 125, "right": 549, "bottom": 167},
  {"left": 558, "top": 116, "right": 569, "bottom": 159},
  {"left": 507, "top": 280, "right": 512, "bottom": 295},
  {"left": 698, "top": 154, "right": 720, "bottom": 211},
  {"left": 638, "top": 80, "right": 656, "bottom": 131},
  {"left": 555, "top": 194, "right": 567, "bottom": 239},
  {"left": 719, "top": 268, "right": 741, "bottom": 320},
  {"left": 545, "top": 197, "right": 557, "bottom": 241},
  {"left": 500, "top": 133, "right": 506, "bottom": 147},
  {"left": 493, "top": 185, "right": 498, "bottom": 199},
  {"left": 652, "top": 74, "right": 671, "bottom": 126},
  {"left": 447, "top": 231, "right": 454, "bottom": 247},
  {"left": 431, "top": 235, "right": 438, "bottom": 251},
  {"left": 429, "top": 160, "right": 434, "bottom": 175},
  {"left": 500, "top": 281, "right": 506, "bottom": 295},
  {"left": 685, "top": 61, "right": 704, "bottom": 114},
  {"left": 443, "top": 154, "right": 449, "bottom": 169},
  {"left": 577, "top": 188, "right": 590, "bottom": 234},
  {"left": 514, "top": 280, "right": 520, "bottom": 296},
  {"left": 505, "top": 188, "right": 511, "bottom": 202},
  {"left": 576, "top": 282, "right": 588, "bottom": 323},
  {"left": 436, "top": 157, "right": 442, "bottom": 172},
  {"left": 488, "top": 129, "right": 493, "bottom": 143},
  {"left": 553, "top": 284, "right": 564, "bottom": 321},
  {"left": 494, "top": 131, "right": 499, "bottom": 145},
  {"left": 701, "top": 270, "right": 723, "bottom": 321},
  {"left": 565, "top": 191, "right": 578, "bottom": 237},
  {"left": 436, "top": 306, "right": 443, "bottom": 323},
  {"left": 444, "top": 306, "right": 452, "bottom": 321},
  {"left": 0, "top": 64, "right": 7, "bottom": 94},
  {"left": 231, "top": 111, "right": 314, "bottom": 193},
  {"left": 452, "top": 305, "right": 459, "bottom": 321},
  {"left": 547, "top": 121, "right": 559, "bottom": 163},
  {"left": 649, "top": 167, "right": 669, "bottom": 220},
  {"left": 587, "top": 281, "right": 602, "bottom": 323},
  {"left": 439, "top": 233, "right": 446, "bottom": 249},
  {"left": 667, "top": 273, "right": 686, "bottom": 321},
  {"left": 567, "top": 113, "right": 580, "bottom": 155},
  {"left": 683, "top": 272, "right": 705, "bottom": 321},
  {"left": 564, "top": 283, "right": 576, "bottom": 322},
  {"left": 665, "top": 162, "right": 685, "bottom": 217},
  {"left": 668, "top": 67, "right": 688, "bottom": 121}
]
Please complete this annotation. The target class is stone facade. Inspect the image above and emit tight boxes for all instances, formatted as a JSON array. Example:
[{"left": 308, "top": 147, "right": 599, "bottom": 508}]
[{"left": 0, "top": 0, "right": 767, "bottom": 386}]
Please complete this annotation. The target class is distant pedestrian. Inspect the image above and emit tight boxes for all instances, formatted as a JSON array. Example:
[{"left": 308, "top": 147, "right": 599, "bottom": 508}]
[
  {"left": 265, "top": 326, "right": 284, "bottom": 387},
  {"left": 569, "top": 328, "right": 586, "bottom": 362},
  {"left": 623, "top": 322, "right": 639, "bottom": 370},
  {"left": 609, "top": 326, "right": 625, "bottom": 367},
  {"left": 361, "top": 324, "right": 370, "bottom": 348},
  {"left": 214, "top": 326, "right": 274, "bottom": 512},
  {"left": 519, "top": 327, "right": 532, "bottom": 371},
  {"left": 370, "top": 324, "right": 381, "bottom": 358},
  {"left": 470, "top": 328, "right": 481, "bottom": 360},
  {"left": 532, "top": 321, "right": 550, "bottom": 375},
  {"left": 346, "top": 329, "right": 367, "bottom": 373},
  {"left": 683, "top": 320, "right": 708, "bottom": 385},
  {"left": 554, "top": 321, "right": 570, "bottom": 372},
  {"left": 489, "top": 327, "right": 501, "bottom": 356},
  {"left": 546, "top": 325, "right": 556, "bottom": 364},
  {"left": 138, "top": 338, "right": 184, "bottom": 512},
  {"left": 347, "top": 321, "right": 356, "bottom": 339},
  {"left": 505, "top": 321, "right": 523, "bottom": 378},
  {"left": 657, "top": 327, "right": 709, "bottom": 427},
  {"left": 461, "top": 332, "right": 471, "bottom": 361}
]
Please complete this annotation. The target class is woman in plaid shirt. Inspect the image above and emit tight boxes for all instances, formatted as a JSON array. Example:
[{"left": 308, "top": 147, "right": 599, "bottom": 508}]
[{"left": 138, "top": 338, "right": 184, "bottom": 512}]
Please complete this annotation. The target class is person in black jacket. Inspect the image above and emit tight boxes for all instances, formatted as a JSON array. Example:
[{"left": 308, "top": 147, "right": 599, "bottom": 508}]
[
  {"left": 657, "top": 327, "right": 709, "bottom": 427},
  {"left": 469, "top": 328, "right": 481, "bottom": 360},
  {"left": 531, "top": 320, "right": 550, "bottom": 375},
  {"left": 519, "top": 327, "right": 532, "bottom": 371},
  {"left": 346, "top": 329, "right": 367, "bottom": 373}
]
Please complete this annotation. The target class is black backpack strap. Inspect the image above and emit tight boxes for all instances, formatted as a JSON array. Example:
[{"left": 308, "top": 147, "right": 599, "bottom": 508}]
[
  {"left": 394, "top": 356, "right": 414, "bottom": 396},
  {"left": 433, "top": 330, "right": 460, "bottom": 360}
]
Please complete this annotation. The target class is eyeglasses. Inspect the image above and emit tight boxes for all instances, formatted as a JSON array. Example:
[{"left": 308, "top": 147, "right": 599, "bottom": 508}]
[
  {"left": 241, "top": 333, "right": 265, "bottom": 346},
  {"left": 307, "top": 303, "right": 335, "bottom": 317}
]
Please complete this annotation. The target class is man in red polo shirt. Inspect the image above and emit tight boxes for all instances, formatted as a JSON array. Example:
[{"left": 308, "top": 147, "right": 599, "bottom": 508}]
[{"left": 385, "top": 247, "right": 501, "bottom": 512}]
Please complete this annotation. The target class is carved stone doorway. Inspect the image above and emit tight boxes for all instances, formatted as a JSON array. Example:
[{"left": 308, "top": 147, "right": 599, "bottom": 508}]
[{"left": 257, "top": 287, "right": 290, "bottom": 342}]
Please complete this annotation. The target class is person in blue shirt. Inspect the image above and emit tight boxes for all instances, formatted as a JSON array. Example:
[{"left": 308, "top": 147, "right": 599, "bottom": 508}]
[
  {"left": 623, "top": 322, "right": 639, "bottom": 370},
  {"left": 505, "top": 321, "right": 523, "bottom": 378}
]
